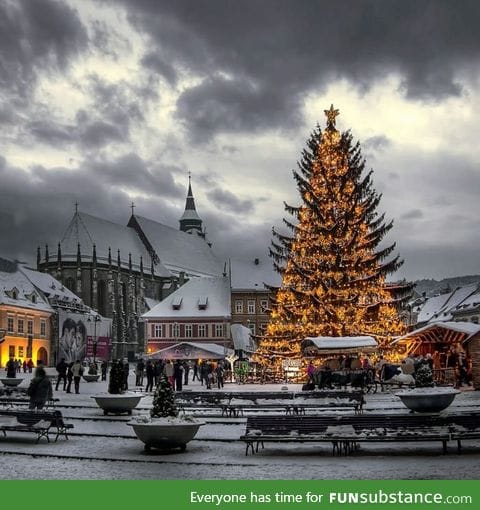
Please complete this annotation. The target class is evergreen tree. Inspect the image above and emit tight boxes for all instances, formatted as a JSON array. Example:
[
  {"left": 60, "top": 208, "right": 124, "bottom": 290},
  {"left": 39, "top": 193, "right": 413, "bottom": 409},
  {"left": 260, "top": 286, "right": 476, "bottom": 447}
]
[
  {"left": 255, "top": 105, "right": 409, "bottom": 368},
  {"left": 415, "top": 363, "right": 434, "bottom": 388},
  {"left": 108, "top": 360, "right": 124, "bottom": 394},
  {"left": 151, "top": 374, "right": 178, "bottom": 418}
]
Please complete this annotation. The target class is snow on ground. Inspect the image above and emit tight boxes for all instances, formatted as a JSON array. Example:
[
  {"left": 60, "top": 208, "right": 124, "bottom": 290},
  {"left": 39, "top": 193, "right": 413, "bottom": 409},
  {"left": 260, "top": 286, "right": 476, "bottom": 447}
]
[{"left": 1, "top": 371, "right": 480, "bottom": 480}]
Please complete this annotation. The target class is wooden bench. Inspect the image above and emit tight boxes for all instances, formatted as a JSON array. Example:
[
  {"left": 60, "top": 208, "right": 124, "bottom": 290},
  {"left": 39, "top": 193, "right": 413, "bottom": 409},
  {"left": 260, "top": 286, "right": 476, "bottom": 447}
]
[
  {"left": 240, "top": 414, "right": 453, "bottom": 456},
  {"left": 447, "top": 414, "right": 480, "bottom": 453},
  {"left": 0, "top": 409, "right": 73, "bottom": 443},
  {"left": 176, "top": 390, "right": 365, "bottom": 417},
  {"left": 0, "top": 397, "right": 60, "bottom": 409}
]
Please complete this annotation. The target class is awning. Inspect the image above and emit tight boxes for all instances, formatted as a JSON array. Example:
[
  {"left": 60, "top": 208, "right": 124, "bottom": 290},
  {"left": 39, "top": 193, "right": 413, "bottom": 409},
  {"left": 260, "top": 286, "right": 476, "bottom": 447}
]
[
  {"left": 301, "top": 336, "right": 378, "bottom": 355},
  {"left": 146, "top": 341, "right": 234, "bottom": 360}
]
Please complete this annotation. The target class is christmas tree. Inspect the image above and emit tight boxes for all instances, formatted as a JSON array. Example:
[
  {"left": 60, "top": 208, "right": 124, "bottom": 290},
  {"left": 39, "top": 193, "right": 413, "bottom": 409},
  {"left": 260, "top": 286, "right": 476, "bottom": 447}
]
[
  {"left": 255, "top": 105, "right": 410, "bottom": 369},
  {"left": 151, "top": 374, "right": 178, "bottom": 418}
]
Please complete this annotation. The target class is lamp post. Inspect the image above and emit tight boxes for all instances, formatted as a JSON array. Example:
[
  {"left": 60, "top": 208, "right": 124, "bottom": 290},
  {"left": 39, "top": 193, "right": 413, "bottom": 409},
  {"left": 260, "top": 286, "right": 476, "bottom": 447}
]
[{"left": 88, "top": 315, "right": 102, "bottom": 364}]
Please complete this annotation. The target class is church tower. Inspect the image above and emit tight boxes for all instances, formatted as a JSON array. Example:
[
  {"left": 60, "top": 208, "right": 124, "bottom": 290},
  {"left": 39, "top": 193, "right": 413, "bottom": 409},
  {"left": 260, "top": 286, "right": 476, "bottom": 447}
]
[{"left": 179, "top": 175, "right": 203, "bottom": 236}]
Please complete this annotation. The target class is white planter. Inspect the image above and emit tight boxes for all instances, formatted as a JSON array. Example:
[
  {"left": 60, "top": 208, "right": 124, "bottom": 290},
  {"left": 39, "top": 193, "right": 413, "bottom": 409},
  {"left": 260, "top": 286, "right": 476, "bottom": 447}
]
[
  {"left": 83, "top": 374, "right": 100, "bottom": 382},
  {"left": 0, "top": 377, "right": 24, "bottom": 387},
  {"left": 92, "top": 393, "right": 144, "bottom": 415},
  {"left": 396, "top": 387, "right": 460, "bottom": 413},
  {"left": 127, "top": 417, "right": 205, "bottom": 452}
]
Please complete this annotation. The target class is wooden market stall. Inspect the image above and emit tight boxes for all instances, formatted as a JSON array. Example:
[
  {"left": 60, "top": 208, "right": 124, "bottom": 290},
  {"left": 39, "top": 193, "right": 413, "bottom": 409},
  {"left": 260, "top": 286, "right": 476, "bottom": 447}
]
[{"left": 391, "top": 321, "right": 480, "bottom": 389}]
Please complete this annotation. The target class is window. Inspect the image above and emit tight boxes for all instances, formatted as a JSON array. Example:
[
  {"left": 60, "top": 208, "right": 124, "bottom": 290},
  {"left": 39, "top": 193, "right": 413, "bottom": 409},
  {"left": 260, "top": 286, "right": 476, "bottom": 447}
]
[
  {"left": 7, "top": 317, "right": 14, "bottom": 334},
  {"left": 40, "top": 319, "right": 46, "bottom": 337},
  {"left": 185, "top": 324, "right": 192, "bottom": 337},
  {"left": 247, "top": 300, "right": 256, "bottom": 314},
  {"left": 153, "top": 324, "right": 163, "bottom": 338},
  {"left": 17, "top": 319, "right": 24, "bottom": 334},
  {"left": 18, "top": 346, "right": 24, "bottom": 358},
  {"left": 214, "top": 324, "right": 224, "bottom": 337},
  {"left": 9, "top": 345, "right": 15, "bottom": 357},
  {"left": 198, "top": 324, "right": 207, "bottom": 337},
  {"left": 260, "top": 299, "right": 269, "bottom": 312},
  {"left": 259, "top": 323, "right": 268, "bottom": 334},
  {"left": 172, "top": 323, "right": 180, "bottom": 338},
  {"left": 27, "top": 320, "right": 33, "bottom": 335},
  {"left": 235, "top": 300, "right": 243, "bottom": 314},
  {"left": 247, "top": 322, "right": 256, "bottom": 335}
]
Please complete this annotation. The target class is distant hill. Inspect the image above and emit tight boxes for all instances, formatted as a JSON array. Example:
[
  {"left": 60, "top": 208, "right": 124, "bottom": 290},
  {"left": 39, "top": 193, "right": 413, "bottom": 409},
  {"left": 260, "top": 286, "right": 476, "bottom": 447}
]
[{"left": 414, "top": 275, "right": 480, "bottom": 297}]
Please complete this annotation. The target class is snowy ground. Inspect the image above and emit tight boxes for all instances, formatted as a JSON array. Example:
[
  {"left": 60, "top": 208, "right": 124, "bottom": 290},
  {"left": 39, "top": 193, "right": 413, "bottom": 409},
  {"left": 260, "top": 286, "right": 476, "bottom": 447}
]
[{"left": 1, "top": 372, "right": 479, "bottom": 480}]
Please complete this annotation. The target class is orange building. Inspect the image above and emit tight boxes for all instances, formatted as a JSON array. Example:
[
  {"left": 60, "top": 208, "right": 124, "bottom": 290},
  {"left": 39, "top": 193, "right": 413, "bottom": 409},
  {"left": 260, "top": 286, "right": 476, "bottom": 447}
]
[{"left": 0, "top": 258, "right": 53, "bottom": 367}]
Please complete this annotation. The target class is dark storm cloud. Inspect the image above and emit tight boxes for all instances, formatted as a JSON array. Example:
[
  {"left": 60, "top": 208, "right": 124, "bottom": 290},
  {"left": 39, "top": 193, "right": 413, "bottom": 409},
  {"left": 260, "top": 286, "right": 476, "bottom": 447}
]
[
  {"left": 114, "top": 0, "right": 480, "bottom": 141},
  {"left": 141, "top": 52, "right": 178, "bottom": 86},
  {"left": 206, "top": 187, "right": 256, "bottom": 214},
  {"left": 0, "top": 154, "right": 185, "bottom": 264},
  {"left": 400, "top": 209, "right": 424, "bottom": 220},
  {"left": 0, "top": 0, "right": 88, "bottom": 98}
]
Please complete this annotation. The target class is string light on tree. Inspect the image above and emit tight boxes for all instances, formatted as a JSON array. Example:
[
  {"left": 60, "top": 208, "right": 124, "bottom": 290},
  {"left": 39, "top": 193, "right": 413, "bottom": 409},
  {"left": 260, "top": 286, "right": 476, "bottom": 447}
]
[{"left": 254, "top": 106, "right": 412, "bottom": 370}]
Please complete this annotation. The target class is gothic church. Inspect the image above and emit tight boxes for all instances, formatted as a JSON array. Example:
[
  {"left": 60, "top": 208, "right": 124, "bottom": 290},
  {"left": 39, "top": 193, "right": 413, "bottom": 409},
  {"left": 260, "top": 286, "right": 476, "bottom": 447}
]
[{"left": 36, "top": 178, "right": 224, "bottom": 360}]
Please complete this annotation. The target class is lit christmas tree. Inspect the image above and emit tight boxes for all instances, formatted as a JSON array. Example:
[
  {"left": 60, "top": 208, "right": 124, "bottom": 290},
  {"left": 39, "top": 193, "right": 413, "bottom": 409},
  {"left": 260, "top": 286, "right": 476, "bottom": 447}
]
[
  {"left": 255, "top": 105, "right": 410, "bottom": 368},
  {"left": 151, "top": 374, "right": 178, "bottom": 418}
]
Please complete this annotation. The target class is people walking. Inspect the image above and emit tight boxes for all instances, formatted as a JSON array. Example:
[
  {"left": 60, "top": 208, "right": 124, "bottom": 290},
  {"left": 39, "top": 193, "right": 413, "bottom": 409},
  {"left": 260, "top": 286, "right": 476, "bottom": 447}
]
[
  {"left": 165, "top": 361, "right": 174, "bottom": 388},
  {"left": 216, "top": 362, "right": 224, "bottom": 389},
  {"left": 183, "top": 360, "right": 190, "bottom": 386},
  {"left": 145, "top": 360, "right": 155, "bottom": 392},
  {"left": 65, "top": 362, "right": 74, "bottom": 393},
  {"left": 55, "top": 357, "right": 68, "bottom": 391},
  {"left": 135, "top": 359, "right": 145, "bottom": 386},
  {"left": 27, "top": 359, "right": 34, "bottom": 373},
  {"left": 192, "top": 361, "right": 200, "bottom": 382},
  {"left": 174, "top": 360, "right": 184, "bottom": 391},
  {"left": 26, "top": 367, "right": 53, "bottom": 410},
  {"left": 122, "top": 360, "right": 130, "bottom": 391},
  {"left": 6, "top": 358, "right": 16, "bottom": 378},
  {"left": 70, "top": 360, "right": 83, "bottom": 394}
]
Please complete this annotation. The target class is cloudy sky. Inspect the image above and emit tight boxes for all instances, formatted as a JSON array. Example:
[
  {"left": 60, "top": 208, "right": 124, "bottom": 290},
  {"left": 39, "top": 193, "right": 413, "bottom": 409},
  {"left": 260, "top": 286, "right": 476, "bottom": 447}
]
[{"left": 1, "top": 0, "right": 480, "bottom": 281}]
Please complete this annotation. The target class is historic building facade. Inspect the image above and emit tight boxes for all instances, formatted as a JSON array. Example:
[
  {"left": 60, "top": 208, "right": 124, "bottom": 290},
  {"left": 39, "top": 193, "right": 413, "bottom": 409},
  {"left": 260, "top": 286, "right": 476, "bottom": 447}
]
[{"left": 36, "top": 179, "right": 224, "bottom": 360}]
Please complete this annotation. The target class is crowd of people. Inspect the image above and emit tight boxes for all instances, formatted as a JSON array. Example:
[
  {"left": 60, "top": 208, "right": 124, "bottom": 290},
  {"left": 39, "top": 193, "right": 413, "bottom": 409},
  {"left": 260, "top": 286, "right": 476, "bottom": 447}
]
[
  {"left": 135, "top": 358, "right": 228, "bottom": 392},
  {"left": 4, "top": 358, "right": 35, "bottom": 376}
]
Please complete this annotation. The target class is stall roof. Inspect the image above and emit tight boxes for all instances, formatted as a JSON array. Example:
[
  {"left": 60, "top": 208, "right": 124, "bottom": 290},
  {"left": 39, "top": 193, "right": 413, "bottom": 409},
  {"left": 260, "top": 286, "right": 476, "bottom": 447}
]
[
  {"left": 391, "top": 321, "right": 480, "bottom": 346},
  {"left": 302, "top": 336, "right": 378, "bottom": 354},
  {"left": 146, "top": 342, "right": 234, "bottom": 360}
]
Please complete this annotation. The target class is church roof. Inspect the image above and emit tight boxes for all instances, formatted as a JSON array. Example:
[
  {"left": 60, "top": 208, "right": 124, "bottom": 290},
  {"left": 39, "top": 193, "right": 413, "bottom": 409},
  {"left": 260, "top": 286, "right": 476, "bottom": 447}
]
[
  {"left": 142, "top": 276, "right": 231, "bottom": 319},
  {"left": 59, "top": 212, "right": 170, "bottom": 276},
  {"left": 134, "top": 215, "right": 223, "bottom": 277}
]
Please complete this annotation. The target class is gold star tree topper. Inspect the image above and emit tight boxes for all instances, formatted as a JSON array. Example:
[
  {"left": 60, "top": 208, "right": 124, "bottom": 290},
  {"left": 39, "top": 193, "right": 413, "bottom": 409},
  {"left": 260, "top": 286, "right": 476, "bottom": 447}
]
[{"left": 324, "top": 104, "right": 340, "bottom": 128}]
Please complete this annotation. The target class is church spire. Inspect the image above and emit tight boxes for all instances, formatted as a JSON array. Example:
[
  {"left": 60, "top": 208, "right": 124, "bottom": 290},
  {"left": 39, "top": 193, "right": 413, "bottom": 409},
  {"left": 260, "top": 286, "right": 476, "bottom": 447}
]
[{"left": 179, "top": 173, "right": 203, "bottom": 235}]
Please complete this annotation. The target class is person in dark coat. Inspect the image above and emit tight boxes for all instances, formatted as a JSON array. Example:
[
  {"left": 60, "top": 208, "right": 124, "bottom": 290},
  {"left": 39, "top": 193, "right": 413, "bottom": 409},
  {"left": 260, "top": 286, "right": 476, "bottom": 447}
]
[
  {"left": 145, "top": 360, "right": 155, "bottom": 392},
  {"left": 192, "top": 361, "right": 199, "bottom": 382},
  {"left": 55, "top": 358, "right": 68, "bottom": 391},
  {"left": 6, "top": 358, "right": 16, "bottom": 378},
  {"left": 27, "top": 367, "right": 53, "bottom": 410},
  {"left": 65, "top": 362, "right": 74, "bottom": 393},
  {"left": 101, "top": 361, "right": 108, "bottom": 381},
  {"left": 173, "top": 360, "right": 183, "bottom": 391},
  {"left": 122, "top": 360, "right": 129, "bottom": 391}
]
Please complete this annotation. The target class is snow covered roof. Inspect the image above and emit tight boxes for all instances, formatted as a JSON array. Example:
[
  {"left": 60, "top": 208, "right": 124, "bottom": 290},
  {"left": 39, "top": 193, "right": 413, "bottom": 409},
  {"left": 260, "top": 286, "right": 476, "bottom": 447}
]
[
  {"left": 302, "top": 336, "right": 378, "bottom": 354},
  {"left": 142, "top": 276, "right": 231, "bottom": 319},
  {"left": 59, "top": 212, "right": 169, "bottom": 276},
  {"left": 452, "top": 290, "right": 480, "bottom": 312},
  {"left": 230, "top": 323, "right": 257, "bottom": 352},
  {"left": 144, "top": 297, "right": 161, "bottom": 311},
  {"left": 134, "top": 215, "right": 224, "bottom": 277},
  {"left": 0, "top": 258, "right": 53, "bottom": 313},
  {"left": 416, "top": 284, "right": 479, "bottom": 324},
  {"left": 146, "top": 341, "right": 233, "bottom": 360},
  {"left": 19, "top": 265, "right": 82, "bottom": 304},
  {"left": 392, "top": 321, "right": 480, "bottom": 345},
  {"left": 230, "top": 257, "right": 281, "bottom": 290}
]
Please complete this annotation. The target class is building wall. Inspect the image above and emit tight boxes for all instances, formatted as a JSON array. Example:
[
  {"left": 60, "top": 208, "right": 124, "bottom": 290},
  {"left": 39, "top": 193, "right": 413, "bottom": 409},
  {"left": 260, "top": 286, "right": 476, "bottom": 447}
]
[
  {"left": 39, "top": 259, "right": 174, "bottom": 360},
  {"left": 145, "top": 317, "right": 230, "bottom": 353},
  {"left": 0, "top": 305, "right": 52, "bottom": 367},
  {"left": 231, "top": 289, "right": 271, "bottom": 337}
]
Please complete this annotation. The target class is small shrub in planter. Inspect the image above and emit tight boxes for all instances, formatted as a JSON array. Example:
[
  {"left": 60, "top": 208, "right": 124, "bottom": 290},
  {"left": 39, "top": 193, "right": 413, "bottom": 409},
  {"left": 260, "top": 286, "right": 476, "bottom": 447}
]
[
  {"left": 151, "top": 374, "right": 178, "bottom": 418},
  {"left": 415, "top": 363, "right": 434, "bottom": 388},
  {"left": 108, "top": 360, "right": 125, "bottom": 394}
]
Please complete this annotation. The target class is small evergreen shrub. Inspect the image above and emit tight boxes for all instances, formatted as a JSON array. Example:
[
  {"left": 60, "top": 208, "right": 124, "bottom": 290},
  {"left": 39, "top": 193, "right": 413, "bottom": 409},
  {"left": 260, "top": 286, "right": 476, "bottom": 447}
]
[
  {"left": 108, "top": 360, "right": 124, "bottom": 394},
  {"left": 151, "top": 374, "right": 178, "bottom": 418},
  {"left": 415, "top": 363, "right": 434, "bottom": 388}
]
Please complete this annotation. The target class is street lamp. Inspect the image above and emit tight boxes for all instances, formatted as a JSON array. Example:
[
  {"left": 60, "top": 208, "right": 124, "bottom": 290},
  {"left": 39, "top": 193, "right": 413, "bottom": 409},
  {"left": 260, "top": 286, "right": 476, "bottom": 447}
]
[{"left": 88, "top": 314, "right": 102, "bottom": 363}]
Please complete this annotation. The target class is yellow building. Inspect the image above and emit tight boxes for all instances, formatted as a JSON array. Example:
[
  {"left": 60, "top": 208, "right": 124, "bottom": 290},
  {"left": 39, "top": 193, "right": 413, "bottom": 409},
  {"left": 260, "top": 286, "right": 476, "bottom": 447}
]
[{"left": 0, "top": 258, "right": 53, "bottom": 367}]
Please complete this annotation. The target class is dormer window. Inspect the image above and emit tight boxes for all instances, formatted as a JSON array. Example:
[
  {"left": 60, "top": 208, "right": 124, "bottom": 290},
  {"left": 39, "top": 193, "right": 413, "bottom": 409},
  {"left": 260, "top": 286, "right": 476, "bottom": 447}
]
[
  {"left": 172, "top": 296, "right": 183, "bottom": 310},
  {"left": 198, "top": 296, "right": 208, "bottom": 310},
  {"left": 5, "top": 287, "right": 19, "bottom": 299}
]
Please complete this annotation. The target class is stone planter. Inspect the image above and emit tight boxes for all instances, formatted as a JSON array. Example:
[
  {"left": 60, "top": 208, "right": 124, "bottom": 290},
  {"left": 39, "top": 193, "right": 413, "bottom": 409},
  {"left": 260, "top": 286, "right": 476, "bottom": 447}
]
[
  {"left": 396, "top": 387, "right": 460, "bottom": 413},
  {"left": 83, "top": 374, "right": 101, "bottom": 382},
  {"left": 0, "top": 377, "right": 24, "bottom": 387},
  {"left": 127, "top": 417, "right": 205, "bottom": 452},
  {"left": 91, "top": 393, "right": 144, "bottom": 415}
]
